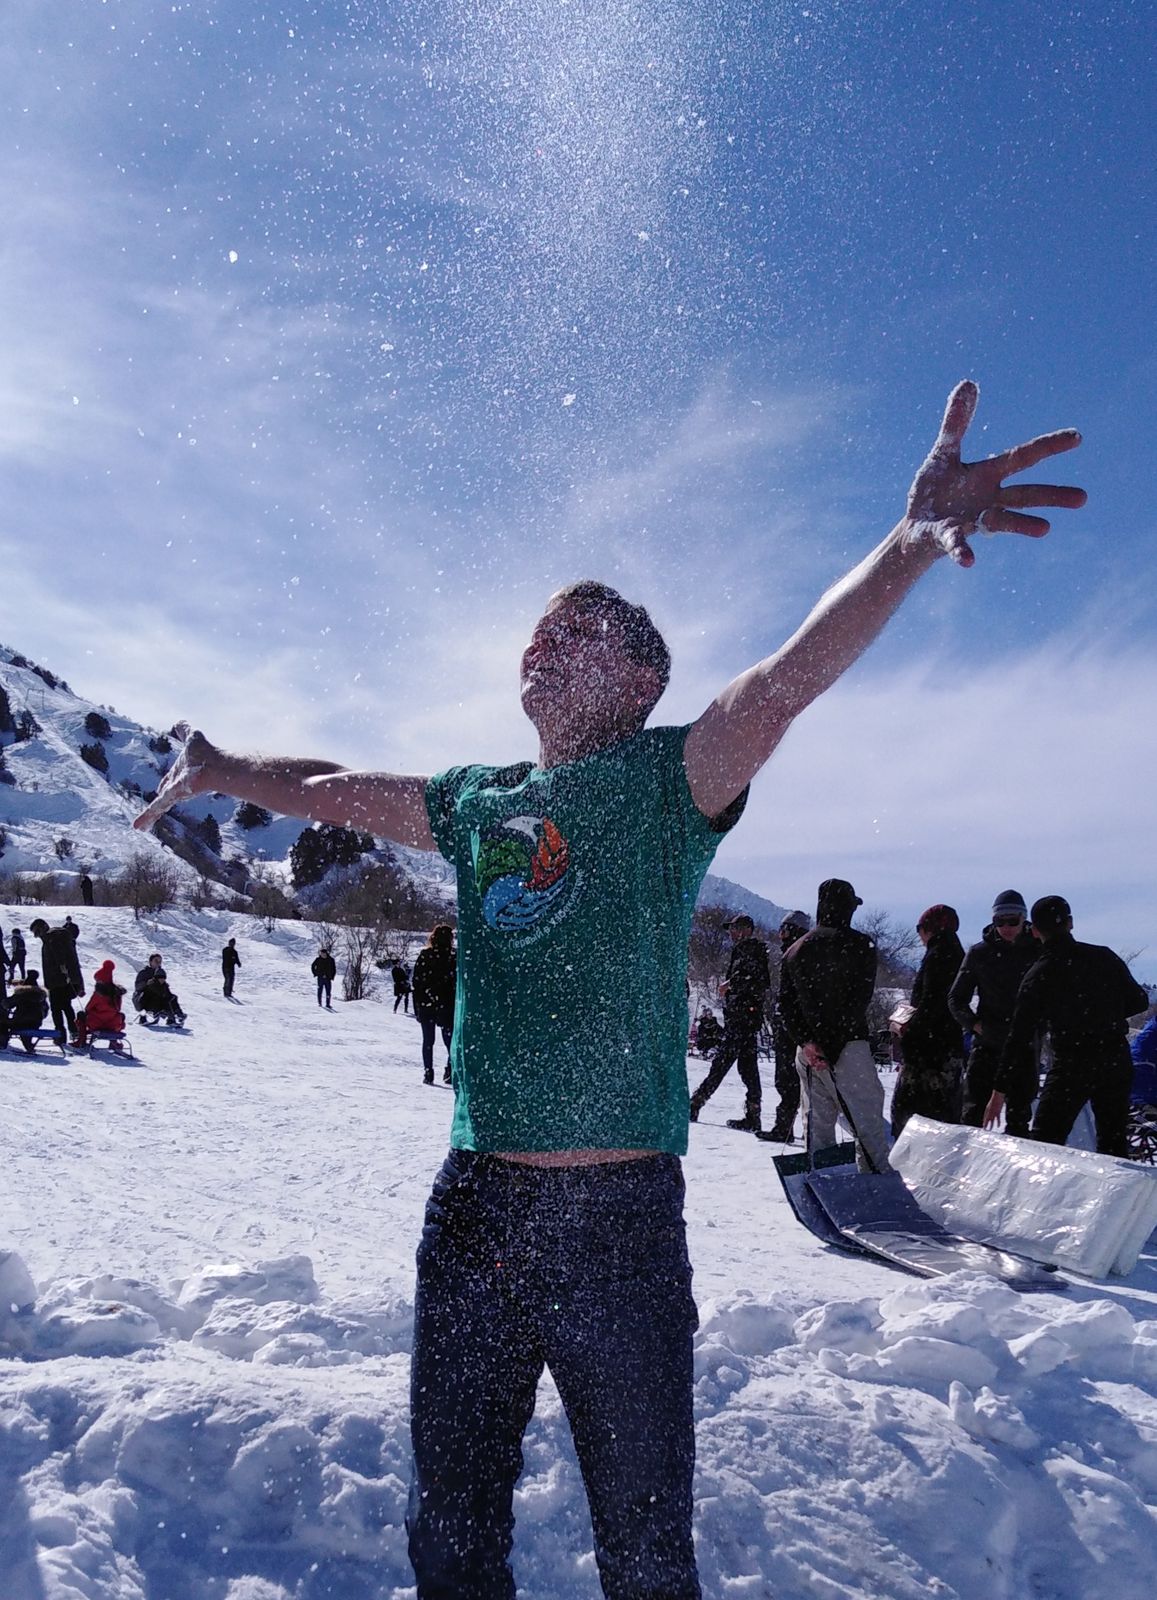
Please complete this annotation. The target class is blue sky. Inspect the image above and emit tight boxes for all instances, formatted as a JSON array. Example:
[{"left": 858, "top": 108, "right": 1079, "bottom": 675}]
[{"left": 2, "top": 1, "right": 1154, "bottom": 968}]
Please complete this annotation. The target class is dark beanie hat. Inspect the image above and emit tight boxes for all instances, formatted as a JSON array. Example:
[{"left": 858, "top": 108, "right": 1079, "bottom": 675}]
[
  {"left": 917, "top": 904, "right": 960, "bottom": 936},
  {"left": 1031, "top": 894, "right": 1072, "bottom": 934},
  {"left": 816, "top": 879, "right": 862, "bottom": 927},
  {"left": 780, "top": 910, "right": 811, "bottom": 941},
  {"left": 991, "top": 889, "right": 1028, "bottom": 919}
]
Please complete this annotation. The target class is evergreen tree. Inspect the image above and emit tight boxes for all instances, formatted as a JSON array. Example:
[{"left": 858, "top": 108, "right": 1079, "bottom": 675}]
[
  {"left": 235, "top": 801, "right": 274, "bottom": 830},
  {"left": 289, "top": 823, "right": 374, "bottom": 888},
  {"left": 197, "top": 813, "right": 222, "bottom": 853},
  {"left": 84, "top": 710, "right": 113, "bottom": 740},
  {"left": 79, "top": 740, "right": 109, "bottom": 774}
]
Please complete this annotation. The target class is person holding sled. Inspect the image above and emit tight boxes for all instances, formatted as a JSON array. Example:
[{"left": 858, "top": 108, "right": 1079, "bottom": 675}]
[
  {"left": 133, "top": 383, "right": 1084, "bottom": 1600},
  {"left": 29, "top": 917, "right": 84, "bottom": 1046},
  {"left": 777, "top": 879, "right": 892, "bottom": 1172}
]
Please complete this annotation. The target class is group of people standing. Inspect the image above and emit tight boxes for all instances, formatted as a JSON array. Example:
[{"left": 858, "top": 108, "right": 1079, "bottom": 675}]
[{"left": 691, "top": 882, "right": 1150, "bottom": 1168}]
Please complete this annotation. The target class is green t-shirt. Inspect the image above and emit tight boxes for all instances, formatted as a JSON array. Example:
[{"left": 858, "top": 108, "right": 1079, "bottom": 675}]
[{"left": 425, "top": 724, "right": 745, "bottom": 1154}]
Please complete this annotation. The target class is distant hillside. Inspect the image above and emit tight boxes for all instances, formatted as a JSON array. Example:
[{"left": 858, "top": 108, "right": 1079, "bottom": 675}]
[{"left": 697, "top": 873, "right": 791, "bottom": 931}]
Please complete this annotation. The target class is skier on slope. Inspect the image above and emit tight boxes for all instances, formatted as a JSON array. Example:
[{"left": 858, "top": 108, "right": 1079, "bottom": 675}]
[{"left": 134, "top": 384, "right": 1085, "bottom": 1600}]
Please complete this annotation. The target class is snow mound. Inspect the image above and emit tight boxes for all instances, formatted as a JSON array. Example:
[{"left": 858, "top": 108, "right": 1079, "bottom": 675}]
[{"left": 4, "top": 1258, "right": 1157, "bottom": 1599}]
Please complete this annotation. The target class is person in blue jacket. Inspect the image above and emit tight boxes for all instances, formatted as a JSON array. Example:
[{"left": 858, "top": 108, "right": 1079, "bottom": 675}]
[{"left": 1130, "top": 1014, "right": 1157, "bottom": 1108}]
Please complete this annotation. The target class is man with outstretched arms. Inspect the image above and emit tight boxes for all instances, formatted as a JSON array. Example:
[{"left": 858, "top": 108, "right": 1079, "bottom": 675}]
[{"left": 137, "top": 384, "right": 1084, "bottom": 1600}]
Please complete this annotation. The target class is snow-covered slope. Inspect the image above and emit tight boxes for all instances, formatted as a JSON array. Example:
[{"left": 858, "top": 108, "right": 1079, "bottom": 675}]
[
  {"left": 2, "top": 905, "right": 1156, "bottom": 1599},
  {"left": 697, "top": 871, "right": 790, "bottom": 928}
]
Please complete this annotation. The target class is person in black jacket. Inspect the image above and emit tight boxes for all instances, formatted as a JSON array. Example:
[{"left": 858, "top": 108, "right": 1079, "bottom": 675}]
[
  {"left": 689, "top": 915, "right": 773, "bottom": 1131},
  {"left": 392, "top": 962, "right": 412, "bottom": 1013},
  {"left": 221, "top": 937, "right": 241, "bottom": 997},
  {"left": 891, "top": 904, "right": 965, "bottom": 1138},
  {"left": 29, "top": 917, "right": 84, "bottom": 1045},
  {"left": 762, "top": 910, "right": 812, "bottom": 1143},
  {"left": 8, "top": 927, "right": 27, "bottom": 980},
  {"left": 311, "top": 947, "right": 337, "bottom": 1008},
  {"left": 412, "top": 925, "right": 457, "bottom": 1085},
  {"left": 133, "top": 954, "right": 186, "bottom": 1025},
  {"left": 776, "top": 879, "right": 891, "bottom": 1172},
  {"left": 985, "top": 895, "right": 1149, "bottom": 1156},
  {"left": 5, "top": 971, "right": 49, "bottom": 1053},
  {"left": 948, "top": 889, "right": 1039, "bottom": 1135}
]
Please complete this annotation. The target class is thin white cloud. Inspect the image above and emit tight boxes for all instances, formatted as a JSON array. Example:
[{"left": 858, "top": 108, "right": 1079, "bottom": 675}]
[{"left": 713, "top": 637, "right": 1157, "bottom": 975}]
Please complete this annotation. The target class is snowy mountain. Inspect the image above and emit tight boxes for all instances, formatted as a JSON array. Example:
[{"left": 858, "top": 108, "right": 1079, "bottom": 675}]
[
  {"left": 0, "top": 643, "right": 455, "bottom": 911},
  {"left": 697, "top": 872, "right": 791, "bottom": 929}
]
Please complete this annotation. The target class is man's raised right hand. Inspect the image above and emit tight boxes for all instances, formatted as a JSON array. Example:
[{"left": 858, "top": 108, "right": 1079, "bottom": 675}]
[{"left": 133, "top": 724, "right": 217, "bottom": 831}]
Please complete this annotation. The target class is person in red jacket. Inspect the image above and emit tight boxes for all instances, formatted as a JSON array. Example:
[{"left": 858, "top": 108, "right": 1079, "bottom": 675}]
[{"left": 75, "top": 960, "right": 127, "bottom": 1047}]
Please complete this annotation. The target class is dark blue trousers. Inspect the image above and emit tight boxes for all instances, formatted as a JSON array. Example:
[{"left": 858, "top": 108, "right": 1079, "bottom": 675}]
[{"left": 407, "top": 1151, "right": 701, "bottom": 1600}]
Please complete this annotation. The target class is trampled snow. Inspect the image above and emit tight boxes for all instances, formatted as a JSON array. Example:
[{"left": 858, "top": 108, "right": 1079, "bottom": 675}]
[{"left": 2, "top": 906, "right": 1157, "bottom": 1598}]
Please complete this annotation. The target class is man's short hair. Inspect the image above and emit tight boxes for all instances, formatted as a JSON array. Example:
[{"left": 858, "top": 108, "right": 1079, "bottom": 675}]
[
  {"left": 1031, "top": 894, "right": 1072, "bottom": 936},
  {"left": 550, "top": 581, "right": 671, "bottom": 692}
]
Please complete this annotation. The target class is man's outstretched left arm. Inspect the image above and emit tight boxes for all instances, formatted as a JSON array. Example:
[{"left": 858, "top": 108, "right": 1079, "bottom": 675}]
[{"left": 683, "top": 382, "right": 1085, "bottom": 817}]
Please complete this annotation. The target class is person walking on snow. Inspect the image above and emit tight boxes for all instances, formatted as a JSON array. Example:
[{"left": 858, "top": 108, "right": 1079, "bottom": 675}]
[
  {"left": 948, "top": 889, "right": 1039, "bottom": 1136},
  {"left": 689, "top": 914, "right": 772, "bottom": 1131},
  {"left": 777, "top": 879, "right": 892, "bottom": 1173},
  {"left": 391, "top": 961, "right": 412, "bottom": 1013},
  {"left": 760, "top": 909, "right": 811, "bottom": 1143},
  {"left": 221, "top": 937, "right": 241, "bottom": 997},
  {"left": 312, "top": 947, "right": 337, "bottom": 1008},
  {"left": 29, "top": 917, "right": 84, "bottom": 1046},
  {"left": 985, "top": 895, "right": 1149, "bottom": 1156},
  {"left": 9, "top": 927, "right": 27, "bottom": 981},
  {"left": 411, "top": 926, "right": 457, "bottom": 1086},
  {"left": 133, "top": 383, "right": 1085, "bottom": 1600}
]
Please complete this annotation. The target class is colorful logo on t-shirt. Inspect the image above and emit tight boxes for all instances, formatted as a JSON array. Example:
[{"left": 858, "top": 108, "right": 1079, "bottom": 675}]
[{"left": 475, "top": 814, "right": 577, "bottom": 934}]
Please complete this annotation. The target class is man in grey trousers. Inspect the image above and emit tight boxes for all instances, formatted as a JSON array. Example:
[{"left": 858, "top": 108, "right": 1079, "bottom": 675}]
[{"left": 776, "top": 879, "right": 892, "bottom": 1173}]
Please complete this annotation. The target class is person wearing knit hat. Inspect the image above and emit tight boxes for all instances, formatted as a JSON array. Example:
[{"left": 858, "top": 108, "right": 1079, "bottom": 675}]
[
  {"left": 891, "top": 904, "right": 966, "bottom": 1138},
  {"left": 948, "top": 891, "right": 1039, "bottom": 1135},
  {"left": 986, "top": 896, "right": 1149, "bottom": 1155},
  {"left": 74, "top": 959, "right": 126, "bottom": 1048}
]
